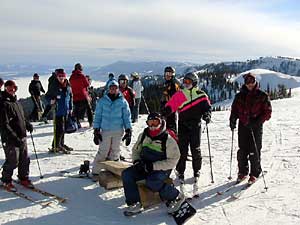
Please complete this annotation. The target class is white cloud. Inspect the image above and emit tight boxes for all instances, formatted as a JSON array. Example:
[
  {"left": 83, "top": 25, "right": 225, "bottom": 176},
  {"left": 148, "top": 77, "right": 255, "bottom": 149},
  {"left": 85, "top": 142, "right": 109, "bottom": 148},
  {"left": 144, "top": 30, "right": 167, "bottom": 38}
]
[{"left": 0, "top": 0, "right": 300, "bottom": 65}]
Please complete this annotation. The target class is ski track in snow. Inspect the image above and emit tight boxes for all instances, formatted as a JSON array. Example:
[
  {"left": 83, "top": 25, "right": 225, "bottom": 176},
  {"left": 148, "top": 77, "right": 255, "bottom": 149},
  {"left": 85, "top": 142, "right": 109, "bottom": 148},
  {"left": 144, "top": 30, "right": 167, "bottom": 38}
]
[{"left": 1, "top": 89, "right": 300, "bottom": 225}]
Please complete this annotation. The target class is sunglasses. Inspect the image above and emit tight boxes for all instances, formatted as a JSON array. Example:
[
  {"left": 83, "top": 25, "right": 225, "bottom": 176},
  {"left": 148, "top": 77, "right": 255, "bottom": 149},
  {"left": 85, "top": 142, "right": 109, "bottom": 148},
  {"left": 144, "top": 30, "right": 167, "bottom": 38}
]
[
  {"left": 245, "top": 76, "right": 255, "bottom": 85},
  {"left": 146, "top": 119, "right": 160, "bottom": 127},
  {"left": 183, "top": 78, "right": 193, "bottom": 85},
  {"left": 58, "top": 75, "right": 66, "bottom": 78}
]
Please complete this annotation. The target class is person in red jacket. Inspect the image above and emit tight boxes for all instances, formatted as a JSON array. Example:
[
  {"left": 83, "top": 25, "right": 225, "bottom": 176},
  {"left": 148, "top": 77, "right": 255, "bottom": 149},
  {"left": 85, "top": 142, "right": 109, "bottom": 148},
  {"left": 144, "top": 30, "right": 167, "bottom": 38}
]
[
  {"left": 230, "top": 72, "right": 272, "bottom": 184},
  {"left": 118, "top": 74, "right": 135, "bottom": 118},
  {"left": 69, "top": 63, "right": 93, "bottom": 128}
]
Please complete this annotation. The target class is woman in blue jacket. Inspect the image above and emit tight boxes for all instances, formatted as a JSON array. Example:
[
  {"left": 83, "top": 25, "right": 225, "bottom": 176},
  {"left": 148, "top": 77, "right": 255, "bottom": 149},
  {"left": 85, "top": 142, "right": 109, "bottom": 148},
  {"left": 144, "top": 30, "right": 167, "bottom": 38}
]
[
  {"left": 92, "top": 80, "right": 132, "bottom": 175},
  {"left": 49, "top": 69, "right": 73, "bottom": 153}
]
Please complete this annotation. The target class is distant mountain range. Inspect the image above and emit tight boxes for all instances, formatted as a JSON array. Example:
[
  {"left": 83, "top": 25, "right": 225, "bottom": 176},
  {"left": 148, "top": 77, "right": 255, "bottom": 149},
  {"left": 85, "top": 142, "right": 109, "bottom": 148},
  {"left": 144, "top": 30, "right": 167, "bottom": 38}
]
[
  {"left": 1, "top": 56, "right": 300, "bottom": 81},
  {"left": 194, "top": 56, "right": 300, "bottom": 76}
]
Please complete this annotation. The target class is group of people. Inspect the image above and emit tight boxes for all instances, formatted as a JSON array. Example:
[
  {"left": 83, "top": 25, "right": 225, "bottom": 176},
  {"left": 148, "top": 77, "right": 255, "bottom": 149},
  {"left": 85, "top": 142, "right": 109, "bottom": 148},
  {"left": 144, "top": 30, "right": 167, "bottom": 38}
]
[{"left": 0, "top": 67, "right": 272, "bottom": 216}]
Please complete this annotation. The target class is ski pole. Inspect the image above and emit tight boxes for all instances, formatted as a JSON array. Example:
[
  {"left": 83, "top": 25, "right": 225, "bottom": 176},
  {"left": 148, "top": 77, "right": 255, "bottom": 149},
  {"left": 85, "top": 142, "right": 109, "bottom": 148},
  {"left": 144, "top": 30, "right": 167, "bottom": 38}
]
[
  {"left": 250, "top": 129, "right": 268, "bottom": 190},
  {"left": 141, "top": 94, "right": 150, "bottom": 114},
  {"left": 206, "top": 123, "right": 214, "bottom": 183},
  {"left": 30, "top": 133, "right": 44, "bottom": 179},
  {"left": 228, "top": 130, "right": 234, "bottom": 180}
]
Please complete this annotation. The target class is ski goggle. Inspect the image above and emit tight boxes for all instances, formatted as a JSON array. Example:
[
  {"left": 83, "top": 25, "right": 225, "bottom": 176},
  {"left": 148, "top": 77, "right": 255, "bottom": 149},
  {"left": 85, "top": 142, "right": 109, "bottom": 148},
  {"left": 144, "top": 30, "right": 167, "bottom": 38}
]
[
  {"left": 146, "top": 119, "right": 160, "bottom": 127},
  {"left": 244, "top": 76, "right": 256, "bottom": 85},
  {"left": 183, "top": 78, "right": 193, "bottom": 85}
]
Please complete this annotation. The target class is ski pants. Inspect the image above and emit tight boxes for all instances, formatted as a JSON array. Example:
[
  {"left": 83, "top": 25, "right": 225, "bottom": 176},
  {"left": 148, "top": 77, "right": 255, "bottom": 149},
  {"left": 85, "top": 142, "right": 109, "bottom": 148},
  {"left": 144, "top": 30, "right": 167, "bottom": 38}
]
[
  {"left": 92, "top": 130, "right": 123, "bottom": 174},
  {"left": 237, "top": 124, "right": 263, "bottom": 178},
  {"left": 1, "top": 138, "right": 30, "bottom": 183},
  {"left": 131, "top": 98, "right": 141, "bottom": 122},
  {"left": 30, "top": 95, "right": 43, "bottom": 121},
  {"left": 176, "top": 121, "right": 202, "bottom": 178},
  {"left": 122, "top": 166, "right": 179, "bottom": 205},
  {"left": 52, "top": 115, "right": 66, "bottom": 148},
  {"left": 73, "top": 100, "right": 93, "bottom": 126},
  {"left": 41, "top": 95, "right": 52, "bottom": 119}
]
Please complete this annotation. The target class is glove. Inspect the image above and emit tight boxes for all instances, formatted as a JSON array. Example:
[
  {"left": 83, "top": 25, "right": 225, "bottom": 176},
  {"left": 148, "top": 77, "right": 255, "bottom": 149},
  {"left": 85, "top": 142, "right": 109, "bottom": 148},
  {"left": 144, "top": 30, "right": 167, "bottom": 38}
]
[
  {"left": 133, "top": 160, "right": 146, "bottom": 174},
  {"left": 93, "top": 128, "right": 102, "bottom": 145},
  {"left": 144, "top": 161, "right": 153, "bottom": 173},
  {"left": 202, "top": 113, "right": 211, "bottom": 124},
  {"left": 122, "top": 129, "right": 132, "bottom": 146},
  {"left": 26, "top": 122, "right": 33, "bottom": 133},
  {"left": 229, "top": 119, "right": 236, "bottom": 131},
  {"left": 161, "top": 106, "right": 172, "bottom": 118}
]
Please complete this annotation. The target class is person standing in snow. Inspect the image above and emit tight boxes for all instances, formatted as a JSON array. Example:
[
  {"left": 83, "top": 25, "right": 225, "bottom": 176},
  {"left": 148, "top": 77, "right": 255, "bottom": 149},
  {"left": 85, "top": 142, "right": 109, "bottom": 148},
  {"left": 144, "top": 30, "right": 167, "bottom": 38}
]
[
  {"left": 41, "top": 70, "right": 60, "bottom": 123},
  {"left": 69, "top": 63, "right": 93, "bottom": 128},
  {"left": 104, "top": 73, "right": 116, "bottom": 91},
  {"left": 160, "top": 66, "right": 182, "bottom": 134},
  {"left": 92, "top": 80, "right": 132, "bottom": 177},
  {"left": 118, "top": 74, "right": 135, "bottom": 116},
  {"left": 162, "top": 72, "right": 211, "bottom": 195},
  {"left": 122, "top": 112, "right": 184, "bottom": 215},
  {"left": 0, "top": 80, "right": 34, "bottom": 191},
  {"left": 28, "top": 73, "right": 45, "bottom": 122},
  {"left": 130, "top": 72, "right": 143, "bottom": 123},
  {"left": 49, "top": 69, "right": 74, "bottom": 153},
  {"left": 229, "top": 72, "right": 272, "bottom": 184}
]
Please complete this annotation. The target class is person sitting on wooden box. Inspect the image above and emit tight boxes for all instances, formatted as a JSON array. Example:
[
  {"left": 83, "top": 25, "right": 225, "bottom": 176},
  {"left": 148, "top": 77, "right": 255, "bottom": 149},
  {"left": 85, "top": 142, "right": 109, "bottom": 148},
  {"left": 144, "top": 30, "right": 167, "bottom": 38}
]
[{"left": 121, "top": 112, "right": 185, "bottom": 216}]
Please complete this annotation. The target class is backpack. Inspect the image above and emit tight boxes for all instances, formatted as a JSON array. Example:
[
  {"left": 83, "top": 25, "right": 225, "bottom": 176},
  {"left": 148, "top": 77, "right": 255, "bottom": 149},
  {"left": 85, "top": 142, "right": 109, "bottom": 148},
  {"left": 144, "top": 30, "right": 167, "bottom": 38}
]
[{"left": 65, "top": 114, "right": 78, "bottom": 134}]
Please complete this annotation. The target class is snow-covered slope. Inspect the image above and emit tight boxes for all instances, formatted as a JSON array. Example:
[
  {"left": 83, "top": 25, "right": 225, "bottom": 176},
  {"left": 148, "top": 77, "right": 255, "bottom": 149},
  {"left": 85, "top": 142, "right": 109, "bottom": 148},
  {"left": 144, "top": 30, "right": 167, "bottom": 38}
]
[
  {"left": 233, "top": 69, "right": 300, "bottom": 90},
  {"left": 1, "top": 86, "right": 300, "bottom": 224}
]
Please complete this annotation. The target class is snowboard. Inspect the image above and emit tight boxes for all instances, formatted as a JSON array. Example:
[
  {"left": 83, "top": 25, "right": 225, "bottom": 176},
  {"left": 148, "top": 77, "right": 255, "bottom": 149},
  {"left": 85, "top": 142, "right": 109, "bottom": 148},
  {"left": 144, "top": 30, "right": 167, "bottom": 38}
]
[{"left": 172, "top": 200, "right": 196, "bottom": 225}]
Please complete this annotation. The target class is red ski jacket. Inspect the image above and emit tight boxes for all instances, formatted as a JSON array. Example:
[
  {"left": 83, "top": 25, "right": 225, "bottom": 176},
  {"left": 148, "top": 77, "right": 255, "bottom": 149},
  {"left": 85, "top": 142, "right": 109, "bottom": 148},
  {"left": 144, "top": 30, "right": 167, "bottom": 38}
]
[{"left": 69, "top": 70, "right": 90, "bottom": 102}]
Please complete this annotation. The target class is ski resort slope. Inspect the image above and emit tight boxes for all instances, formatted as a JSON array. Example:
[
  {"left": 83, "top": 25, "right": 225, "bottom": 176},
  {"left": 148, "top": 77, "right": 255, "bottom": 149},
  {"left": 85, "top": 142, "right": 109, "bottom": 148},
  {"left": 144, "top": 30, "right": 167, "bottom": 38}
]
[{"left": 1, "top": 89, "right": 300, "bottom": 225}]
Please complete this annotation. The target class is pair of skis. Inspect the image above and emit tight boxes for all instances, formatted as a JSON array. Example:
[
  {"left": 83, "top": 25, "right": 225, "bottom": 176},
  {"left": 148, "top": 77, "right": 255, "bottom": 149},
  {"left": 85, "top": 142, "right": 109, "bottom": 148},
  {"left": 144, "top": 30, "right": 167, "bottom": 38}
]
[
  {"left": 1, "top": 181, "right": 67, "bottom": 207},
  {"left": 216, "top": 173, "right": 267, "bottom": 200}
]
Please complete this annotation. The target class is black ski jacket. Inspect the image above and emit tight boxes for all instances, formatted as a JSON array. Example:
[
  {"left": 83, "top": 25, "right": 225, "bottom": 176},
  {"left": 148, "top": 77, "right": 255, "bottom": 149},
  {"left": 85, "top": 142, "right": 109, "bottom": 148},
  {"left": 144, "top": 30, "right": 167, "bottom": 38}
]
[
  {"left": 29, "top": 80, "right": 45, "bottom": 96},
  {"left": 0, "top": 91, "right": 31, "bottom": 144}
]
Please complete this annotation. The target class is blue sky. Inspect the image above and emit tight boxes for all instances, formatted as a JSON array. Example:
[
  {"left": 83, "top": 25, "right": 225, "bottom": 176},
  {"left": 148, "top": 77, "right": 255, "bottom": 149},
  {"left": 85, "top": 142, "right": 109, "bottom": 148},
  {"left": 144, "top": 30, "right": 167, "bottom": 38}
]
[{"left": 0, "top": 0, "right": 300, "bottom": 66}]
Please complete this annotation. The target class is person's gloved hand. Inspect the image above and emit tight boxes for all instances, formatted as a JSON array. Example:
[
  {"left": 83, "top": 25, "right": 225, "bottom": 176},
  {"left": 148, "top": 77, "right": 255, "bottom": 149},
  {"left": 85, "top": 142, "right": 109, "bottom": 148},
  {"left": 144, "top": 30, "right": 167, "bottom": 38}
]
[
  {"left": 133, "top": 160, "right": 146, "bottom": 173},
  {"left": 122, "top": 129, "right": 132, "bottom": 146},
  {"left": 229, "top": 119, "right": 236, "bottom": 131},
  {"left": 202, "top": 113, "right": 211, "bottom": 124},
  {"left": 93, "top": 128, "right": 102, "bottom": 145},
  {"left": 26, "top": 122, "right": 33, "bottom": 133}
]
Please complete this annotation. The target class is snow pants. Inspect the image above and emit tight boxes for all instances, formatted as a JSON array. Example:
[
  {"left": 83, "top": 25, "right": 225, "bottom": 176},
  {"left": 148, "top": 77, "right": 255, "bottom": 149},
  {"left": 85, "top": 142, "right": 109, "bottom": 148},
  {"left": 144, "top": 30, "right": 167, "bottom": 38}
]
[
  {"left": 52, "top": 115, "right": 66, "bottom": 148},
  {"left": 73, "top": 99, "right": 93, "bottom": 126},
  {"left": 30, "top": 95, "right": 43, "bottom": 121},
  {"left": 92, "top": 130, "right": 123, "bottom": 174},
  {"left": 176, "top": 121, "right": 202, "bottom": 178},
  {"left": 122, "top": 166, "right": 179, "bottom": 205},
  {"left": 237, "top": 124, "right": 263, "bottom": 178},
  {"left": 1, "top": 138, "right": 30, "bottom": 183},
  {"left": 131, "top": 98, "right": 141, "bottom": 122}
]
